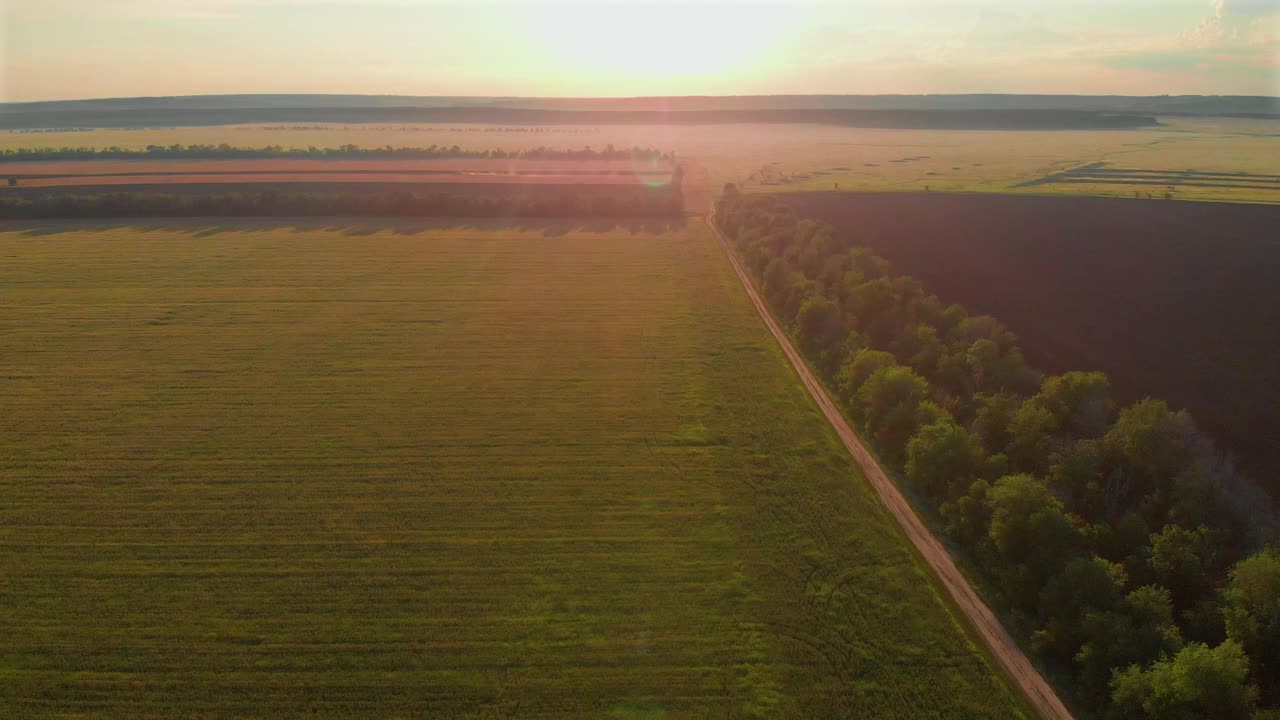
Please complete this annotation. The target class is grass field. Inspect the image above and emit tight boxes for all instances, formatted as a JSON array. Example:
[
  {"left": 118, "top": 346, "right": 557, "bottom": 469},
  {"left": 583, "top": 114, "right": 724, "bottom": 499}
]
[
  {"left": 0, "top": 220, "right": 1028, "bottom": 718},
  {"left": 4, "top": 117, "right": 1278, "bottom": 202}
]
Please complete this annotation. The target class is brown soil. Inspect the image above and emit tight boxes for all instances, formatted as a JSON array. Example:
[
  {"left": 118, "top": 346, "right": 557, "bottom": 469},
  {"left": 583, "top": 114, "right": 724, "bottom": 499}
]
[{"left": 780, "top": 192, "right": 1280, "bottom": 499}]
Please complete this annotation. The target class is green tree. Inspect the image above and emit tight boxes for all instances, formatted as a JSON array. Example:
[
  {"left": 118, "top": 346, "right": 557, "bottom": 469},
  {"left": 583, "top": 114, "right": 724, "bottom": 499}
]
[
  {"left": 836, "top": 348, "right": 897, "bottom": 410},
  {"left": 1147, "top": 524, "right": 1213, "bottom": 613},
  {"left": 905, "top": 324, "right": 945, "bottom": 379},
  {"left": 1048, "top": 438, "right": 1104, "bottom": 517},
  {"left": 966, "top": 338, "right": 1002, "bottom": 394},
  {"left": 1102, "top": 399, "right": 1201, "bottom": 514},
  {"left": 971, "top": 391, "right": 1021, "bottom": 454},
  {"left": 1111, "top": 640, "right": 1260, "bottom": 720},
  {"left": 986, "top": 474, "right": 1080, "bottom": 606},
  {"left": 1074, "top": 585, "right": 1184, "bottom": 708},
  {"left": 762, "top": 257, "right": 790, "bottom": 302},
  {"left": 941, "top": 478, "right": 993, "bottom": 549},
  {"left": 905, "top": 418, "right": 984, "bottom": 500},
  {"left": 794, "top": 295, "right": 844, "bottom": 359},
  {"left": 854, "top": 365, "right": 929, "bottom": 461},
  {"left": 778, "top": 274, "right": 818, "bottom": 325},
  {"left": 1005, "top": 399, "right": 1056, "bottom": 475},
  {"left": 1222, "top": 548, "right": 1280, "bottom": 705},
  {"left": 846, "top": 277, "right": 901, "bottom": 347},
  {"left": 1033, "top": 556, "right": 1126, "bottom": 665},
  {"left": 1036, "top": 371, "right": 1114, "bottom": 439}
]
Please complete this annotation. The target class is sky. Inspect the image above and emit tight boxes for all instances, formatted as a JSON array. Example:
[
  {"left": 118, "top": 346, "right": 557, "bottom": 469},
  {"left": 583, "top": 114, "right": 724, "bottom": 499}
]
[{"left": 1, "top": 0, "right": 1277, "bottom": 101}]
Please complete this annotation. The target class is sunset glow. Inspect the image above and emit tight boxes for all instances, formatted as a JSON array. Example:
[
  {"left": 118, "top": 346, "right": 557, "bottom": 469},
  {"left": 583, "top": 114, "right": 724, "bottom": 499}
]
[
  {"left": 2, "top": 0, "right": 1277, "bottom": 101},
  {"left": 525, "top": 4, "right": 790, "bottom": 82}
]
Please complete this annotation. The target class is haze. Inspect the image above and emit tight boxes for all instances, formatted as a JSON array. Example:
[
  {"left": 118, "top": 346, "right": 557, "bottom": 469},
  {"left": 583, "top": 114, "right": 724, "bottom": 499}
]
[{"left": 3, "top": 0, "right": 1278, "bottom": 102}]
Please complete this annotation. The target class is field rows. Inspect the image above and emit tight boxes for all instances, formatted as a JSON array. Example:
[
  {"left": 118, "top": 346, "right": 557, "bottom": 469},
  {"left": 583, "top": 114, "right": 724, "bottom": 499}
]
[
  {"left": 8, "top": 118, "right": 1275, "bottom": 202},
  {"left": 0, "top": 222, "right": 1025, "bottom": 718}
]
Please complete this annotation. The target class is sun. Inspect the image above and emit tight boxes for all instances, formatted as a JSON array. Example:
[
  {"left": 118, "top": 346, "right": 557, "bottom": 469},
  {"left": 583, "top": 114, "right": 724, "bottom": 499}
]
[{"left": 523, "top": 3, "right": 790, "bottom": 88}]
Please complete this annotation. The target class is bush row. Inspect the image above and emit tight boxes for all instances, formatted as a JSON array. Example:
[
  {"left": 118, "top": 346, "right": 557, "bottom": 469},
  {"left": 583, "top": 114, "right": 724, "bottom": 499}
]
[
  {"left": 0, "top": 188, "right": 684, "bottom": 220},
  {"left": 0, "top": 143, "right": 673, "bottom": 163}
]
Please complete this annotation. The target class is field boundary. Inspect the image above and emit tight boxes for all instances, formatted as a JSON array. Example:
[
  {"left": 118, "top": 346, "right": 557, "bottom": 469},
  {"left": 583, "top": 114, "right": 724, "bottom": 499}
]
[{"left": 705, "top": 201, "right": 1075, "bottom": 720}]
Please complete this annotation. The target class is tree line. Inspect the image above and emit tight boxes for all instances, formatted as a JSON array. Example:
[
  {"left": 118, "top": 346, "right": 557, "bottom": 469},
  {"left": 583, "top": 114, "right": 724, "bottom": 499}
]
[
  {"left": 0, "top": 188, "right": 683, "bottom": 220},
  {"left": 0, "top": 143, "right": 674, "bottom": 163},
  {"left": 717, "top": 185, "right": 1279, "bottom": 720}
]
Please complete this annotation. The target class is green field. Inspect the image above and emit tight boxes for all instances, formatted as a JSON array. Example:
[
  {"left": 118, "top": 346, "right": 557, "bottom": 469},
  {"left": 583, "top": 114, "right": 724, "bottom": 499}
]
[
  {"left": 5, "top": 116, "right": 1278, "bottom": 203},
  {"left": 0, "top": 220, "right": 1027, "bottom": 718}
]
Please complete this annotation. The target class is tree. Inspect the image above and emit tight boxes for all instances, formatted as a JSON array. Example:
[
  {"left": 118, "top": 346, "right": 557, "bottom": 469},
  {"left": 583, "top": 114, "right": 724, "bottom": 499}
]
[
  {"left": 966, "top": 338, "right": 1002, "bottom": 394},
  {"left": 1222, "top": 548, "right": 1280, "bottom": 705},
  {"left": 1036, "top": 371, "right": 1114, "bottom": 439},
  {"left": 986, "top": 474, "right": 1080, "bottom": 607},
  {"left": 913, "top": 401, "right": 949, "bottom": 434},
  {"left": 1005, "top": 399, "right": 1056, "bottom": 474},
  {"left": 1111, "top": 640, "right": 1260, "bottom": 720},
  {"left": 905, "top": 418, "right": 984, "bottom": 500},
  {"left": 794, "top": 295, "right": 843, "bottom": 359},
  {"left": 904, "top": 323, "right": 945, "bottom": 380},
  {"left": 1048, "top": 438, "right": 1104, "bottom": 517},
  {"left": 1073, "top": 585, "right": 1184, "bottom": 708},
  {"left": 778, "top": 274, "right": 818, "bottom": 326},
  {"left": 1033, "top": 556, "right": 1126, "bottom": 665},
  {"left": 971, "top": 391, "right": 1021, "bottom": 454},
  {"left": 1147, "top": 524, "right": 1213, "bottom": 613},
  {"left": 854, "top": 365, "right": 929, "bottom": 461},
  {"left": 846, "top": 246, "right": 888, "bottom": 282},
  {"left": 1102, "top": 399, "right": 1202, "bottom": 514},
  {"left": 762, "top": 257, "right": 790, "bottom": 301},
  {"left": 949, "top": 314, "right": 1016, "bottom": 352},
  {"left": 836, "top": 348, "right": 896, "bottom": 410},
  {"left": 941, "top": 478, "right": 993, "bottom": 549},
  {"left": 846, "top": 277, "right": 900, "bottom": 346}
]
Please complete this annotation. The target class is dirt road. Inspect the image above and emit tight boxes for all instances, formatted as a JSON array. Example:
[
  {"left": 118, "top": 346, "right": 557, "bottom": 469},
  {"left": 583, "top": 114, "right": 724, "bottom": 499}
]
[{"left": 706, "top": 203, "right": 1075, "bottom": 720}]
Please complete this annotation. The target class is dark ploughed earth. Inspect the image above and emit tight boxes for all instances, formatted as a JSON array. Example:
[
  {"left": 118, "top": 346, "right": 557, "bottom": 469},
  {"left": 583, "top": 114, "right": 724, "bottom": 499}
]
[{"left": 781, "top": 192, "right": 1280, "bottom": 500}]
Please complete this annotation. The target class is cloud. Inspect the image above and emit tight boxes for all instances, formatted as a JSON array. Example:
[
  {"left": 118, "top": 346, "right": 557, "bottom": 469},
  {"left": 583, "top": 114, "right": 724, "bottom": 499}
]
[
  {"left": 1216, "top": 0, "right": 1280, "bottom": 19},
  {"left": 1184, "top": 0, "right": 1279, "bottom": 48},
  {"left": 1086, "top": 2, "right": 1277, "bottom": 96}
]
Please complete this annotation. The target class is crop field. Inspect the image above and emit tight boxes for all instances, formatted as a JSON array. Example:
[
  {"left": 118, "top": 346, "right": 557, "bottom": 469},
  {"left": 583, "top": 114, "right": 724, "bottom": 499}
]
[
  {"left": 1017, "top": 162, "right": 1280, "bottom": 196},
  {"left": 0, "top": 157, "right": 672, "bottom": 192},
  {"left": 0, "top": 220, "right": 1027, "bottom": 718},
  {"left": 780, "top": 192, "right": 1280, "bottom": 498},
  {"left": 4, "top": 116, "right": 1277, "bottom": 202}
]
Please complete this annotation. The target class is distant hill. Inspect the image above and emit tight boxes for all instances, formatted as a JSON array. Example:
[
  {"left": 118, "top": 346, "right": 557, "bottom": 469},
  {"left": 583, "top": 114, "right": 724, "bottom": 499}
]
[
  {"left": 1, "top": 94, "right": 1274, "bottom": 130},
  {"left": 4, "top": 93, "right": 1277, "bottom": 114}
]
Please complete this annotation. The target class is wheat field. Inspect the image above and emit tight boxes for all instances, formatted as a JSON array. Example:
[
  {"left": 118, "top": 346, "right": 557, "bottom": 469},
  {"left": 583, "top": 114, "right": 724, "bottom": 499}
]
[{"left": 0, "top": 219, "right": 1028, "bottom": 718}]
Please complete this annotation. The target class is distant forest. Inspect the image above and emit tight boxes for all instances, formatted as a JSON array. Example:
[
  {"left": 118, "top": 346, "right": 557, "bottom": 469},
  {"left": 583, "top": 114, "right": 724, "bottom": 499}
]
[
  {"left": 0, "top": 144, "right": 673, "bottom": 163},
  {"left": 4, "top": 93, "right": 1275, "bottom": 131},
  {"left": 5, "top": 93, "right": 1274, "bottom": 115},
  {"left": 717, "top": 187, "right": 1279, "bottom": 720},
  {"left": 0, "top": 106, "right": 1161, "bottom": 131},
  {"left": 0, "top": 187, "right": 683, "bottom": 219}
]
